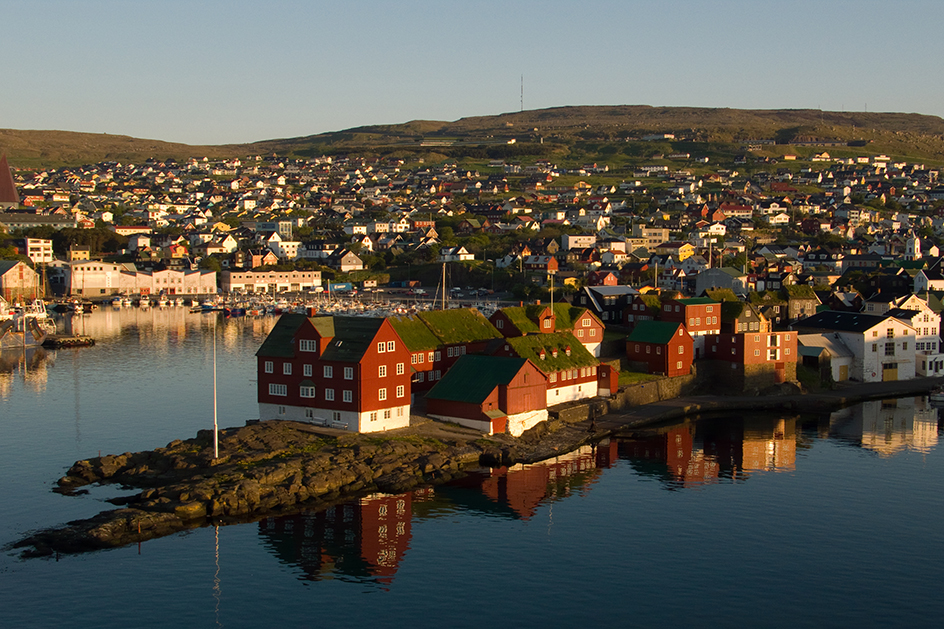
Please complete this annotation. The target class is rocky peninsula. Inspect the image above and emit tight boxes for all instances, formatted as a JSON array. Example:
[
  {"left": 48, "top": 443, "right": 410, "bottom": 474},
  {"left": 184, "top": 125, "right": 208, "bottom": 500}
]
[{"left": 12, "top": 375, "right": 942, "bottom": 558}]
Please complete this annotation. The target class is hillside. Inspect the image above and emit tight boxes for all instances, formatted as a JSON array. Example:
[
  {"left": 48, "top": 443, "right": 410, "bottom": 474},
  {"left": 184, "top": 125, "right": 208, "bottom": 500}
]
[{"left": 4, "top": 105, "right": 944, "bottom": 168}]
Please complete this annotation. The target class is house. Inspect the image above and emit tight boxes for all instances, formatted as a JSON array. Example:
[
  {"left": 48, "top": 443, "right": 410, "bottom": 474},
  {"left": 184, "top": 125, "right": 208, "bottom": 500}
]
[
  {"left": 704, "top": 329, "right": 798, "bottom": 389},
  {"left": 798, "top": 334, "right": 855, "bottom": 383},
  {"left": 489, "top": 303, "right": 605, "bottom": 357},
  {"left": 388, "top": 308, "right": 504, "bottom": 394},
  {"left": 574, "top": 285, "right": 639, "bottom": 324},
  {"left": 0, "top": 260, "right": 41, "bottom": 302},
  {"left": 659, "top": 297, "right": 721, "bottom": 358},
  {"left": 587, "top": 270, "right": 618, "bottom": 286},
  {"left": 439, "top": 246, "right": 474, "bottom": 262},
  {"left": 222, "top": 269, "right": 322, "bottom": 294},
  {"left": 792, "top": 311, "right": 916, "bottom": 382},
  {"left": 256, "top": 314, "right": 412, "bottom": 432},
  {"left": 625, "top": 320, "right": 693, "bottom": 377},
  {"left": 694, "top": 267, "right": 748, "bottom": 296},
  {"left": 425, "top": 355, "right": 548, "bottom": 436},
  {"left": 492, "top": 332, "right": 601, "bottom": 404},
  {"left": 326, "top": 249, "right": 364, "bottom": 272}
]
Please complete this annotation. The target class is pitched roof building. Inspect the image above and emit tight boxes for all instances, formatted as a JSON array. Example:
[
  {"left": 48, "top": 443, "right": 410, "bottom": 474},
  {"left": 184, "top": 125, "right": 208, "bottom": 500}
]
[{"left": 0, "top": 155, "right": 20, "bottom": 210}]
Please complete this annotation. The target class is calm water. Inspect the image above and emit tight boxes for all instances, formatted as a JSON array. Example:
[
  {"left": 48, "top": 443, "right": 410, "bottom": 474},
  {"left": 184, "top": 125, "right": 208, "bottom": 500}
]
[{"left": 3, "top": 308, "right": 944, "bottom": 628}]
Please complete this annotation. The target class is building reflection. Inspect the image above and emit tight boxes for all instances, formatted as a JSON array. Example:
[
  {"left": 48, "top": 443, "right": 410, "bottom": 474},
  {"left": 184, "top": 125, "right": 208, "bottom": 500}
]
[
  {"left": 435, "top": 443, "right": 616, "bottom": 520},
  {"left": 618, "top": 417, "right": 797, "bottom": 489},
  {"left": 0, "top": 347, "right": 53, "bottom": 398},
  {"left": 828, "top": 397, "right": 939, "bottom": 456},
  {"left": 257, "top": 492, "right": 414, "bottom": 585}
]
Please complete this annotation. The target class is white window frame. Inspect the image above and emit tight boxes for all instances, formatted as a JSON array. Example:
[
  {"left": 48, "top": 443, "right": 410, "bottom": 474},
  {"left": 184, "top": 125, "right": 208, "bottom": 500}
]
[
  {"left": 344, "top": 366, "right": 353, "bottom": 380},
  {"left": 324, "top": 365, "right": 333, "bottom": 378},
  {"left": 343, "top": 389, "right": 352, "bottom": 403},
  {"left": 268, "top": 383, "right": 287, "bottom": 396},
  {"left": 396, "top": 385, "right": 405, "bottom": 398},
  {"left": 264, "top": 361, "right": 273, "bottom": 374},
  {"left": 378, "top": 388, "right": 387, "bottom": 401},
  {"left": 325, "top": 388, "right": 335, "bottom": 401}
]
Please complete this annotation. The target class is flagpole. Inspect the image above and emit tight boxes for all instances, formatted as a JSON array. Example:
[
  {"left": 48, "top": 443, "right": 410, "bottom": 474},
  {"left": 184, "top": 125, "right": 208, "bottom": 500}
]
[{"left": 213, "top": 313, "right": 219, "bottom": 459}]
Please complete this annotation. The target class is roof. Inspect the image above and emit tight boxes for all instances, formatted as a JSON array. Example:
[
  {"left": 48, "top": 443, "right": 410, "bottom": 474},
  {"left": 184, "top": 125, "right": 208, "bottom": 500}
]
[
  {"left": 256, "top": 313, "right": 386, "bottom": 362},
  {"left": 797, "top": 333, "right": 854, "bottom": 358},
  {"left": 426, "top": 355, "right": 530, "bottom": 404},
  {"left": 416, "top": 308, "right": 503, "bottom": 345},
  {"left": 388, "top": 314, "right": 443, "bottom": 351},
  {"left": 626, "top": 320, "right": 685, "bottom": 345},
  {"left": 0, "top": 155, "right": 20, "bottom": 206},
  {"left": 674, "top": 297, "right": 718, "bottom": 306},
  {"left": 792, "top": 310, "right": 894, "bottom": 333},
  {"left": 502, "top": 332, "right": 598, "bottom": 374}
]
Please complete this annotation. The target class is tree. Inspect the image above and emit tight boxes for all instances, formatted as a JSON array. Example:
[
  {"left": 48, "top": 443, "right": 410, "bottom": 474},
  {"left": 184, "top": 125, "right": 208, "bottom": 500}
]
[{"left": 199, "top": 256, "right": 222, "bottom": 273}]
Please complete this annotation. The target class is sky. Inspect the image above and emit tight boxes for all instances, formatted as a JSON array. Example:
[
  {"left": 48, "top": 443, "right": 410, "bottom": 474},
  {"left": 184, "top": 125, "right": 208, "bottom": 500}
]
[{"left": 4, "top": 0, "right": 944, "bottom": 146}]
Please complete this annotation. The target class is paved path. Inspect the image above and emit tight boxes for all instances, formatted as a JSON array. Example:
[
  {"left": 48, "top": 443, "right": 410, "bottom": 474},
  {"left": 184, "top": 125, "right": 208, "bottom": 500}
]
[{"left": 579, "top": 376, "right": 944, "bottom": 434}]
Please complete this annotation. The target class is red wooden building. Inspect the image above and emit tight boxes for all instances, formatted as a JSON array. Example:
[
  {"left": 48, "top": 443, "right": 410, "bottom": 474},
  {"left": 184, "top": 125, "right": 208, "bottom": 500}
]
[
  {"left": 425, "top": 355, "right": 548, "bottom": 436},
  {"left": 625, "top": 320, "right": 693, "bottom": 377},
  {"left": 659, "top": 297, "right": 721, "bottom": 358},
  {"left": 489, "top": 302, "right": 605, "bottom": 357},
  {"left": 256, "top": 313, "right": 412, "bottom": 432}
]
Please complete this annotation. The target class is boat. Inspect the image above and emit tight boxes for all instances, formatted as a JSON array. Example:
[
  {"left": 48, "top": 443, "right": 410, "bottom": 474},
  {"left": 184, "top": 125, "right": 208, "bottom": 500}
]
[
  {"left": 929, "top": 386, "right": 944, "bottom": 405},
  {"left": 0, "top": 298, "right": 53, "bottom": 349}
]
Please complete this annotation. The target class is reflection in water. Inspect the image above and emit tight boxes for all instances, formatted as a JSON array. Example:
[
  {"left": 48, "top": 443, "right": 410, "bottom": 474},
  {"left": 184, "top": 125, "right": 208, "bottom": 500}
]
[
  {"left": 829, "top": 397, "right": 939, "bottom": 456},
  {"left": 619, "top": 417, "right": 798, "bottom": 489},
  {"left": 258, "top": 493, "right": 415, "bottom": 586},
  {"left": 0, "top": 347, "right": 53, "bottom": 398}
]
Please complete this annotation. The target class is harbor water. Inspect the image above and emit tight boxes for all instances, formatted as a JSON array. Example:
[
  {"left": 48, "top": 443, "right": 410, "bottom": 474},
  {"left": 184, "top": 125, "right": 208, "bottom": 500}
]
[{"left": 2, "top": 307, "right": 944, "bottom": 628}]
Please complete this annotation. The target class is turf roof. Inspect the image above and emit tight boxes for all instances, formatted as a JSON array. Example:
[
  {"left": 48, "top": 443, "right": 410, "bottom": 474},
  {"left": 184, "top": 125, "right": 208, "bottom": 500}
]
[
  {"left": 426, "top": 355, "right": 530, "bottom": 404},
  {"left": 503, "top": 331, "right": 597, "bottom": 373},
  {"left": 416, "top": 308, "right": 503, "bottom": 344},
  {"left": 388, "top": 314, "right": 443, "bottom": 351}
]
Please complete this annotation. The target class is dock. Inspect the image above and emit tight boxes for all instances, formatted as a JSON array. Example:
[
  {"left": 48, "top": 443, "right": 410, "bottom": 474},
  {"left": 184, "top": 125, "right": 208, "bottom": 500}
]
[{"left": 43, "top": 334, "right": 96, "bottom": 349}]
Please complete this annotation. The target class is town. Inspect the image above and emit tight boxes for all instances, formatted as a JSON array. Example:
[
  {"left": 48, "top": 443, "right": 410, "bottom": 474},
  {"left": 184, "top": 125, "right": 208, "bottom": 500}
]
[{"left": 2, "top": 143, "right": 943, "bottom": 436}]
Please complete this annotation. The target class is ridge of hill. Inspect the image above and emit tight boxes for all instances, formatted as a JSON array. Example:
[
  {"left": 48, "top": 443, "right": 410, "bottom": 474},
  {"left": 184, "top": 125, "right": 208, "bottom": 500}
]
[{"left": 3, "top": 105, "right": 944, "bottom": 168}]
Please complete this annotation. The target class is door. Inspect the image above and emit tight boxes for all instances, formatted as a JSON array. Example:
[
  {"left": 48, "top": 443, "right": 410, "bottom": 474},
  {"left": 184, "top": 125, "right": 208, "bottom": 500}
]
[{"left": 838, "top": 365, "right": 848, "bottom": 381}]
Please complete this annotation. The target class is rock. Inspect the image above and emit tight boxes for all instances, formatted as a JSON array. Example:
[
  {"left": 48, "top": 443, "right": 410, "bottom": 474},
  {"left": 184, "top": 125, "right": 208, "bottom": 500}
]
[{"left": 175, "top": 502, "right": 207, "bottom": 520}]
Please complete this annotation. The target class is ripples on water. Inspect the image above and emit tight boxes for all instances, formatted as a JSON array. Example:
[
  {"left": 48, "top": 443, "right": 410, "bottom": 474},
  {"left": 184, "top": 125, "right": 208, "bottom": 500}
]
[{"left": 2, "top": 309, "right": 944, "bottom": 628}]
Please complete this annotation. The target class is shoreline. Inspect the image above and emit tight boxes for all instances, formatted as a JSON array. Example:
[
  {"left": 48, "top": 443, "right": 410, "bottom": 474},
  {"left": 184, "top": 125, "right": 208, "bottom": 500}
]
[{"left": 11, "top": 376, "right": 942, "bottom": 558}]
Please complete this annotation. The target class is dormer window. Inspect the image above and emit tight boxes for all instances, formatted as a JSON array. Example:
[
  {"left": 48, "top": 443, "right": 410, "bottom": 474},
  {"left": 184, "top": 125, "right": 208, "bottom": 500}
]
[
  {"left": 552, "top": 348, "right": 559, "bottom": 358},
  {"left": 539, "top": 349, "right": 546, "bottom": 360},
  {"left": 565, "top": 346, "right": 571, "bottom": 356}
]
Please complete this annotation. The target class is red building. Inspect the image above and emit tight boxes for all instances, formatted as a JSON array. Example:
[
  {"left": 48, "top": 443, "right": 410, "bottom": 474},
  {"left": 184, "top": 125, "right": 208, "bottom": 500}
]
[
  {"left": 587, "top": 270, "right": 618, "bottom": 286},
  {"left": 256, "top": 314, "right": 412, "bottom": 431},
  {"left": 425, "top": 355, "right": 547, "bottom": 436},
  {"left": 703, "top": 330, "right": 798, "bottom": 384},
  {"left": 625, "top": 320, "right": 693, "bottom": 377},
  {"left": 489, "top": 303, "right": 605, "bottom": 357},
  {"left": 388, "top": 308, "right": 503, "bottom": 393},
  {"left": 493, "top": 331, "right": 602, "bottom": 405},
  {"left": 660, "top": 297, "right": 721, "bottom": 358}
]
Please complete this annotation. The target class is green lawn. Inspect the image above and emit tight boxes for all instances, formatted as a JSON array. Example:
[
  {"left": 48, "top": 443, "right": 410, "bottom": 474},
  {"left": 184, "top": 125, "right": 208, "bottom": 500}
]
[{"left": 618, "top": 371, "right": 662, "bottom": 386}]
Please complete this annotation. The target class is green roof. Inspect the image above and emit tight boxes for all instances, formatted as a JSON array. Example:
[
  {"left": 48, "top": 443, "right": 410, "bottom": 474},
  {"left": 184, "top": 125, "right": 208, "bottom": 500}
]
[
  {"left": 427, "top": 355, "right": 529, "bottom": 404},
  {"left": 704, "top": 288, "right": 740, "bottom": 302},
  {"left": 675, "top": 297, "right": 718, "bottom": 305},
  {"left": 255, "top": 313, "right": 386, "bottom": 362},
  {"left": 416, "top": 308, "right": 503, "bottom": 344},
  {"left": 500, "top": 305, "right": 543, "bottom": 334},
  {"left": 388, "top": 314, "right": 443, "bottom": 351},
  {"left": 748, "top": 290, "right": 787, "bottom": 306},
  {"left": 783, "top": 284, "right": 817, "bottom": 299},
  {"left": 626, "top": 320, "right": 684, "bottom": 345},
  {"left": 256, "top": 313, "right": 307, "bottom": 358},
  {"left": 503, "top": 332, "right": 598, "bottom": 374},
  {"left": 551, "top": 303, "right": 588, "bottom": 330}
]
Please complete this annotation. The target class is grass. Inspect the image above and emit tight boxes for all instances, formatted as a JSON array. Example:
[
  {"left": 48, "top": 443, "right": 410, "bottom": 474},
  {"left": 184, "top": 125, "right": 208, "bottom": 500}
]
[{"left": 618, "top": 371, "right": 662, "bottom": 386}]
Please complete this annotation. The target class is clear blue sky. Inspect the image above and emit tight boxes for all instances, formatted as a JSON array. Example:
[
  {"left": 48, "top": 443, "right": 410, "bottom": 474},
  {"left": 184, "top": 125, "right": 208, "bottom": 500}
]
[{"left": 4, "top": 0, "right": 943, "bottom": 145}]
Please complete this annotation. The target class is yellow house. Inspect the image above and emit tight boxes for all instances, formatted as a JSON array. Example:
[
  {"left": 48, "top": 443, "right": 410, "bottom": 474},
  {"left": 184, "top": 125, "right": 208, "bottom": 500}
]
[{"left": 653, "top": 241, "right": 695, "bottom": 261}]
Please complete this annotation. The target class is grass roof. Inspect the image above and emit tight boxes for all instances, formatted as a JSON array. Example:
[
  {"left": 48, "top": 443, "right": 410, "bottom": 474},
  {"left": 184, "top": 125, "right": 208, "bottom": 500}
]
[
  {"left": 388, "top": 314, "right": 443, "bottom": 351},
  {"left": 704, "top": 288, "right": 740, "bottom": 302},
  {"left": 499, "top": 305, "right": 542, "bottom": 334},
  {"left": 783, "top": 284, "right": 817, "bottom": 299},
  {"left": 417, "top": 308, "right": 503, "bottom": 344},
  {"left": 504, "top": 332, "right": 598, "bottom": 374}
]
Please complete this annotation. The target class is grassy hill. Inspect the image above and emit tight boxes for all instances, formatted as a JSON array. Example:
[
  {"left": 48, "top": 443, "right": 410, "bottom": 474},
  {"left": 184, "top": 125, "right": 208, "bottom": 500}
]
[{"left": 4, "top": 105, "right": 944, "bottom": 168}]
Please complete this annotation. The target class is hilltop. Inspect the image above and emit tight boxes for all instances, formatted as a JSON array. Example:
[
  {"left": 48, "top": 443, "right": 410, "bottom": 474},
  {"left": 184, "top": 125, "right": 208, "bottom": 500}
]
[{"left": 3, "top": 105, "right": 944, "bottom": 167}]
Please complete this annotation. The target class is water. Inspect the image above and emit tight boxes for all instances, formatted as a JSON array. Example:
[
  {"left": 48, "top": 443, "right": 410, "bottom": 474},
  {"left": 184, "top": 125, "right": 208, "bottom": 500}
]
[{"left": 2, "top": 308, "right": 944, "bottom": 628}]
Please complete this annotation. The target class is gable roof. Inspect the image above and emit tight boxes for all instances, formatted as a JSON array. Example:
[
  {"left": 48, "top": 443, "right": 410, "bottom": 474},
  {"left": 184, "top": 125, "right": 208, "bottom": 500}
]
[
  {"left": 255, "top": 313, "right": 386, "bottom": 362},
  {"left": 626, "top": 320, "right": 685, "bottom": 345},
  {"left": 387, "top": 314, "right": 443, "bottom": 351},
  {"left": 415, "top": 308, "right": 503, "bottom": 344},
  {"left": 502, "top": 332, "right": 597, "bottom": 373},
  {"left": 792, "top": 310, "right": 895, "bottom": 333},
  {"left": 0, "top": 155, "right": 20, "bottom": 206},
  {"left": 426, "top": 355, "right": 532, "bottom": 404}
]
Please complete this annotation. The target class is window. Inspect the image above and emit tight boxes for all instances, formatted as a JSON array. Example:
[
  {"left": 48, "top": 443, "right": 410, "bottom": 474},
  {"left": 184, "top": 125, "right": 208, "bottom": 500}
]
[
  {"left": 417, "top": 372, "right": 424, "bottom": 383},
  {"left": 264, "top": 361, "right": 273, "bottom": 373},
  {"left": 589, "top": 328, "right": 596, "bottom": 337},
  {"left": 678, "top": 345, "right": 684, "bottom": 354},
  {"left": 378, "top": 388, "right": 387, "bottom": 401},
  {"left": 300, "top": 385, "right": 316, "bottom": 398},
  {"left": 434, "top": 351, "right": 441, "bottom": 362},
  {"left": 343, "top": 366, "right": 353, "bottom": 380},
  {"left": 707, "top": 306, "right": 713, "bottom": 313},
  {"left": 303, "top": 364, "right": 312, "bottom": 377},
  {"left": 379, "top": 365, "right": 387, "bottom": 378},
  {"left": 324, "top": 365, "right": 333, "bottom": 378},
  {"left": 872, "top": 343, "right": 877, "bottom": 352},
  {"left": 325, "top": 388, "right": 335, "bottom": 401},
  {"left": 386, "top": 341, "right": 395, "bottom": 352},
  {"left": 447, "top": 347, "right": 454, "bottom": 357},
  {"left": 384, "top": 409, "right": 391, "bottom": 419},
  {"left": 646, "top": 346, "right": 651, "bottom": 354},
  {"left": 543, "top": 318, "right": 551, "bottom": 328},
  {"left": 578, "top": 329, "right": 585, "bottom": 337},
  {"left": 283, "top": 362, "right": 292, "bottom": 375},
  {"left": 377, "top": 342, "right": 386, "bottom": 353},
  {"left": 370, "top": 412, "right": 377, "bottom": 422},
  {"left": 396, "top": 363, "right": 405, "bottom": 375},
  {"left": 268, "top": 383, "right": 287, "bottom": 396},
  {"left": 396, "top": 385, "right": 405, "bottom": 398},
  {"left": 418, "top": 353, "right": 425, "bottom": 364},
  {"left": 343, "top": 390, "right": 352, "bottom": 403},
  {"left": 300, "top": 339, "right": 317, "bottom": 352},
  {"left": 887, "top": 328, "right": 894, "bottom": 338},
  {"left": 754, "top": 349, "right": 760, "bottom": 356},
  {"left": 903, "top": 342, "right": 908, "bottom": 351},
  {"left": 496, "top": 319, "right": 504, "bottom": 329},
  {"left": 305, "top": 408, "right": 314, "bottom": 419},
  {"left": 885, "top": 343, "right": 895, "bottom": 356},
  {"left": 656, "top": 347, "right": 661, "bottom": 355},
  {"left": 411, "top": 354, "right": 418, "bottom": 364},
  {"left": 677, "top": 361, "right": 682, "bottom": 370},
  {"left": 278, "top": 405, "right": 286, "bottom": 415}
]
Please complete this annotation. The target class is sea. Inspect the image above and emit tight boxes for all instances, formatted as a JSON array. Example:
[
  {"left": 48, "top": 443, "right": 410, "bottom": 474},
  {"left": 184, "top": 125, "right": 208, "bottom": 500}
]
[{"left": 2, "top": 307, "right": 944, "bottom": 628}]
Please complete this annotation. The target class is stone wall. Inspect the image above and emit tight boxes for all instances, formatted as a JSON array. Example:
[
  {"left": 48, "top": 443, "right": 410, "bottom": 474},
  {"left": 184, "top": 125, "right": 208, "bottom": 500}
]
[{"left": 701, "top": 360, "right": 797, "bottom": 394}]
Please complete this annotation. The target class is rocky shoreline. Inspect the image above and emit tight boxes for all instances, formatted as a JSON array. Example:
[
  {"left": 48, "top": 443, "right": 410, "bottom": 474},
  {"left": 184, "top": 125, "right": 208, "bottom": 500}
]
[
  {"left": 12, "top": 376, "right": 942, "bottom": 558},
  {"left": 12, "top": 416, "right": 596, "bottom": 558}
]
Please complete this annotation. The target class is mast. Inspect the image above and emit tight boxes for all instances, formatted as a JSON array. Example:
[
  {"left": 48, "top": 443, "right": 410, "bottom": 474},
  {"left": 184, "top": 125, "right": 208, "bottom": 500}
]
[{"left": 441, "top": 262, "right": 446, "bottom": 310}]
